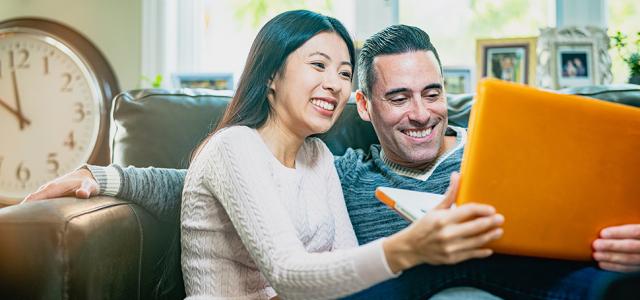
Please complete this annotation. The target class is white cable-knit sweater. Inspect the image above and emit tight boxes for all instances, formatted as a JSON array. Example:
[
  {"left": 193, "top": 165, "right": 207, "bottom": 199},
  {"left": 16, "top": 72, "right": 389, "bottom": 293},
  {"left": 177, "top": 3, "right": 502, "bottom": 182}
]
[{"left": 181, "top": 126, "right": 396, "bottom": 300}]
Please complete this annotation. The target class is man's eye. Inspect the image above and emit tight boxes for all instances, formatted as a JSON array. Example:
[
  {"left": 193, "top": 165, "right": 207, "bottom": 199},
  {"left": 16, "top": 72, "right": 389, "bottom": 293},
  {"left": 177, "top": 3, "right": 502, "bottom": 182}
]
[
  {"left": 390, "top": 97, "right": 408, "bottom": 103},
  {"left": 424, "top": 92, "right": 441, "bottom": 100}
]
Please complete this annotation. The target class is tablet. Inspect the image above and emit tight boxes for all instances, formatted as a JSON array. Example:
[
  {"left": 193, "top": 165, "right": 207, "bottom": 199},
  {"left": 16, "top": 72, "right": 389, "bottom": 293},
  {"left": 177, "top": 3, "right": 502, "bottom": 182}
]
[{"left": 457, "top": 79, "right": 640, "bottom": 261}]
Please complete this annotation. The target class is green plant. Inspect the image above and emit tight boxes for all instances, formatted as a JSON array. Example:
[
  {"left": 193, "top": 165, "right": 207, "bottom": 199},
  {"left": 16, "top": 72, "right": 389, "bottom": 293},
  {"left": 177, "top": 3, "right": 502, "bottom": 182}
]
[
  {"left": 612, "top": 31, "right": 640, "bottom": 77},
  {"left": 141, "top": 74, "right": 164, "bottom": 88}
]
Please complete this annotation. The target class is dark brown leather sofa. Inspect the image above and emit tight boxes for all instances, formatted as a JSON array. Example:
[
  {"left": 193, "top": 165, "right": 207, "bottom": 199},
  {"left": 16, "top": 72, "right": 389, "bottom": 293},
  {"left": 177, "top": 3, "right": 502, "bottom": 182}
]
[{"left": 1, "top": 85, "right": 639, "bottom": 299}]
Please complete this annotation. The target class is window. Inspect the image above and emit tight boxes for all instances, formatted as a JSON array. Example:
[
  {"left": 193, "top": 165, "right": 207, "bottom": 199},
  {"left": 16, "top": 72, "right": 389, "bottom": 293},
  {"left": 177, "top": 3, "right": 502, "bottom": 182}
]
[
  {"left": 399, "top": 0, "right": 554, "bottom": 80},
  {"left": 195, "top": 0, "right": 356, "bottom": 88},
  {"left": 607, "top": 0, "right": 640, "bottom": 82}
]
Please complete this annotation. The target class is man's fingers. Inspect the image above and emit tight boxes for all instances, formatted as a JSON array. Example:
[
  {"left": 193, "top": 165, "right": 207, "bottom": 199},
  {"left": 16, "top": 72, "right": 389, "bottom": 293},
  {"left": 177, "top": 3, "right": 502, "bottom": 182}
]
[
  {"left": 22, "top": 183, "right": 65, "bottom": 202},
  {"left": 601, "top": 224, "right": 640, "bottom": 239},
  {"left": 75, "top": 179, "right": 98, "bottom": 199},
  {"left": 593, "top": 251, "right": 640, "bottom": 265},
  {"left": 436, "top": 172, "right": 460, "bottom": 209},
  {"left": 598, "top": 261, "right": 640, "bottom": 273},
  {"left": 441, "top": 214, "right": 504, "bottom": 240},
  {"left": 593, "top": 239, "right": 640, "bottom": 254}
]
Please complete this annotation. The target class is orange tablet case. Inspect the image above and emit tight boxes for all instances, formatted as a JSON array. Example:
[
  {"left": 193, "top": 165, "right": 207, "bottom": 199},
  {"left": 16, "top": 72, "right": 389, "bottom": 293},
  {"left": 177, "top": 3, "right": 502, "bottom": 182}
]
[{"left": 457, "top": 79, "right": 640, "bottom": 261}]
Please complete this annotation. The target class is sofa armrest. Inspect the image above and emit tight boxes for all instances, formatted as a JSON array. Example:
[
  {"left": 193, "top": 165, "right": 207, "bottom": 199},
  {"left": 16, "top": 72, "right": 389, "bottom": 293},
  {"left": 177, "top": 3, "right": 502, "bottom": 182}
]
[{"left": 0, "top": 197, "right": 173, "bottom": 299}]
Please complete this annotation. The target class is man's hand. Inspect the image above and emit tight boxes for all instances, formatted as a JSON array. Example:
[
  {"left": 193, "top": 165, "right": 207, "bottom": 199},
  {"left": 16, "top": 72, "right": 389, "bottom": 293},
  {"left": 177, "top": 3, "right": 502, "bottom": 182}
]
[
  {"left": 22, "top": 168, "right": 99, "bottom": 203},
  {"left": 593, "top": 224, "right": 640, "bottom": 272},
  {"left": 384, "top": 172, "right": 504, "bottom": 273}
]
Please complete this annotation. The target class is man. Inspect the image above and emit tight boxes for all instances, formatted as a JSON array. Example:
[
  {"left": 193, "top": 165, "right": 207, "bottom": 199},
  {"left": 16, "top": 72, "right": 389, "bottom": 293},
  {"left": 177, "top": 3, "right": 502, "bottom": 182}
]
[{"left": 25, "top": 25, "right": 640, "bottom": 298}]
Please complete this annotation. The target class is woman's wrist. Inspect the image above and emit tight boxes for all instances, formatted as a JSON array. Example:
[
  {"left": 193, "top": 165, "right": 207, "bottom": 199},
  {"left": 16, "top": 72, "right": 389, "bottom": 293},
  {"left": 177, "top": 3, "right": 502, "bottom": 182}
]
[{"left": 382, "top": 229, "right": 420, "bottom": 273}]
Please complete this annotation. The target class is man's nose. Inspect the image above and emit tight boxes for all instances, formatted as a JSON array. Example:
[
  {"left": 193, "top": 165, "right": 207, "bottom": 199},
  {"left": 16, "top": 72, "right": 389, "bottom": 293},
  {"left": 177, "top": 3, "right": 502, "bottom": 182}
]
[{"left": 407, "top": 97, "right": 430, "bottom": 124}]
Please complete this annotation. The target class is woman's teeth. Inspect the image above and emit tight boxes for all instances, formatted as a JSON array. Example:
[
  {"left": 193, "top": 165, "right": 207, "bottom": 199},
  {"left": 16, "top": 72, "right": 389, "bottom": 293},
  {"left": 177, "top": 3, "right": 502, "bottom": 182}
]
[{"left": 311, "top": 99, "right": 335, "bottom": 111}]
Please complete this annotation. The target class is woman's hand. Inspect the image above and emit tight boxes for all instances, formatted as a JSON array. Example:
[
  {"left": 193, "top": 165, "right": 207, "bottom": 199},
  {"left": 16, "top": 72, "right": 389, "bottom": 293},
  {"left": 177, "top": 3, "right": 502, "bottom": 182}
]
[
  {"left": 21, "top": 168, "right": 98, "bottom": 203},
  {"left": 383, "top": 172, "right": 504, "bottom": 273}
]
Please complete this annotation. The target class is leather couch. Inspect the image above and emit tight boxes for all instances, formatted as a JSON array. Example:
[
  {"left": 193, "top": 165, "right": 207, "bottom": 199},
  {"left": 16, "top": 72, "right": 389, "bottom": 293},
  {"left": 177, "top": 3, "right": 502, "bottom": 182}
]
[{"left": 1, "top": 84, "right": 640, "bottom": 299}]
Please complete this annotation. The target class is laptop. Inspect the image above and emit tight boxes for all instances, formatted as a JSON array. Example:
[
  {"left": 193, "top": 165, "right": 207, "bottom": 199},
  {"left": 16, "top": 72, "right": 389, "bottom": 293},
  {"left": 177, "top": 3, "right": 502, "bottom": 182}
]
[{"left": 455, "top": 79, "right": 640, "bottom": 261}]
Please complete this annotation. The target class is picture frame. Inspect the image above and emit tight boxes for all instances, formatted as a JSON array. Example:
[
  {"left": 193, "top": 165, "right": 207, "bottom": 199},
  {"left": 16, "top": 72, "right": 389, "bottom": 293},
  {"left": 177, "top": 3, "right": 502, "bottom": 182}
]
[
  {"left": 172, "top": 73, "right": 234, "bottom": 90},
  {"left": 443, "top": 67, "right": 472, "bottom": 94},
  {"left": 476, "top": 37, "right": 537, "bottom": 85},
  {"left": 536, "top": 27, "right": 612, "bottom": 89}
]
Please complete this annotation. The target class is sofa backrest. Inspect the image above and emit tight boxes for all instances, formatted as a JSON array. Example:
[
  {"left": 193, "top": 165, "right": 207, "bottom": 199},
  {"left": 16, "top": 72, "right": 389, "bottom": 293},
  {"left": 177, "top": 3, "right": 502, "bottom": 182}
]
[{"left": 110, "top": 84, "right": 640, "bottom": 168}]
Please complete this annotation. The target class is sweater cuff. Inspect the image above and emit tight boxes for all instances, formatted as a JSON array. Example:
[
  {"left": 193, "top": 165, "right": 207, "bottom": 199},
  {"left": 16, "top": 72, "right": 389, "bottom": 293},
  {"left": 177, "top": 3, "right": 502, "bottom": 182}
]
[
  {"left": 353, "top": 238, "right": 401, "bottom": 286},
  {"left": 85, "top": 165, "right": 122, "bottom": 196}
]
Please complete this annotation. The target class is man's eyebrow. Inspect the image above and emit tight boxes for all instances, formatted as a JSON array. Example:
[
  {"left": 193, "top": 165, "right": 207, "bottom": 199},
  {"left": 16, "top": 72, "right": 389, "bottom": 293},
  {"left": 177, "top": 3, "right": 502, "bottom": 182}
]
[
  {"left": 383, "top": 83, "right": 443, "bottom": 98},
  {"left": 384, "top": 88, "right": 410, "bottom": 98},
  {"left": 308, "top": 51, "right": 352, "bottom": 68},
  {"left": 422, "top": 83, "right": 443, "bottom": 91}
]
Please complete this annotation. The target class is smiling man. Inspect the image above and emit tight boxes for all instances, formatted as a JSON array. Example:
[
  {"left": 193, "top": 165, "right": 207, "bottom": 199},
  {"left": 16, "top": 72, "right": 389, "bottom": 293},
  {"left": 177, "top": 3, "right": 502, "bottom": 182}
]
[{"left": 25, "top": 24, "right": 639, "bottom": 299}]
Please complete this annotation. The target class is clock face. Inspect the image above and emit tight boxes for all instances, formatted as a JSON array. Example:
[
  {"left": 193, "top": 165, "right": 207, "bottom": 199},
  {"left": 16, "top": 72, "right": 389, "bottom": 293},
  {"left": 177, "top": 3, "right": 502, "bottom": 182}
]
[{"left": 0, "top": 29, "right": 103, "bottom": 200}]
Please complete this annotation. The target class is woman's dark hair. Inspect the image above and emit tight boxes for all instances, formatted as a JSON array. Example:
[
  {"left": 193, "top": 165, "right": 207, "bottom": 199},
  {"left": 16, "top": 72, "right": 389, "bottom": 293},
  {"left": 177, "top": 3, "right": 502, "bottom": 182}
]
[
  {"left": 215, "top": 9, "right": 355, "bottom": 132},
  {"left": 155, "top": 10, "right": 354, "bottom": 298}
]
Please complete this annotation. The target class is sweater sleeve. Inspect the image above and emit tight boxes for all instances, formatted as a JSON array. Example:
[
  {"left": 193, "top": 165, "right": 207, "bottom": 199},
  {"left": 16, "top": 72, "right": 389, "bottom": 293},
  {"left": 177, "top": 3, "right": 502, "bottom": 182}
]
[
  {"left": 319, "top": 143, "right": 358, "bottom": 251},
  {"left": 198, "top": 129, "right": 395, "bottom": 300},
  {"left": 88, "top": 164, "right": 186, "bottom": 223}
]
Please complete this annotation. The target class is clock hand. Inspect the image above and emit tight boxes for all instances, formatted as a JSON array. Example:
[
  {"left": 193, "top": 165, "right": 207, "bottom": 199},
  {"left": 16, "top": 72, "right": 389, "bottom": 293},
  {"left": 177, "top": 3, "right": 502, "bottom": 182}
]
[
  {"left": 0, "top": 96, "right": 32, "bottom": 126},
  {"left": 10, "top": 69, "right": 31, "bottom": 130}
]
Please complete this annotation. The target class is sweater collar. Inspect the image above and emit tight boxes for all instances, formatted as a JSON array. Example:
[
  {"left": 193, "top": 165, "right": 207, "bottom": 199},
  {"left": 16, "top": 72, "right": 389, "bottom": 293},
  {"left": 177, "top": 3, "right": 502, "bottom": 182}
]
[{"left": 380, "top": 126, "right": 466, "bottom": 181}]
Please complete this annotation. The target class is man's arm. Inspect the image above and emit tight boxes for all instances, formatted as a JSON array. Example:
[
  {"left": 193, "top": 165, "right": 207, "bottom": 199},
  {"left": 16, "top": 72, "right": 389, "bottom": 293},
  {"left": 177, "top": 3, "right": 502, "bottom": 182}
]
[{"left": 23, "top": 165, "right": 186, "bottom": 223}]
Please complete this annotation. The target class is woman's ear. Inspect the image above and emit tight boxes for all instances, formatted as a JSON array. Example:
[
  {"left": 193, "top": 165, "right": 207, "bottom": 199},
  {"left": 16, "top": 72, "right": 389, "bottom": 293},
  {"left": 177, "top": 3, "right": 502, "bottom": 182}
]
[
  {"left": 355, "top": 90, "right": 372, "bottom": 122},
  {"left": 267, "top": 76, "right": 277, "bottom": 101}
]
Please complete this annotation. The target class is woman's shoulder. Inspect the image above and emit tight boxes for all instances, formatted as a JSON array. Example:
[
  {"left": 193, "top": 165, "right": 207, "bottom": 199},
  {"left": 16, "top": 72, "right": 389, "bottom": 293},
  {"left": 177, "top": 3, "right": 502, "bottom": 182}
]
[
  {"left": 195, "top": 126, "right": 258, "bottom": 161},
  {"left": 301, "top": 137, "right": 334, "bottom": 167}
]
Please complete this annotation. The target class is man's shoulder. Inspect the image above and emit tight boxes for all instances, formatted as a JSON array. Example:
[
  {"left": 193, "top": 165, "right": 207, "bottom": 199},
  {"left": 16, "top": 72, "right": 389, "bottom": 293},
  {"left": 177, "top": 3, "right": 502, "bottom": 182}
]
[{"left": 334, "top": 146, "right": 379, "bottom": 179}]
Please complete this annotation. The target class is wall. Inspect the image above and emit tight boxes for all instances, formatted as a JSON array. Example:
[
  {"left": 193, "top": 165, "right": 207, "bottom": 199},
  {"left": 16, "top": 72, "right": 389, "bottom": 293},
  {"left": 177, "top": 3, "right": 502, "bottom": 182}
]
[{"left": 1, "top": 0, "right": 142, "bottom": 91}]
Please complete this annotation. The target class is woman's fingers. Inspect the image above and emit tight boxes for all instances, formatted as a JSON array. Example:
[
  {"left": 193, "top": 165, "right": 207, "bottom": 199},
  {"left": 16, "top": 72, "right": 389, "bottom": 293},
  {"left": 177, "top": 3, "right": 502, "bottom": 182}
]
[
  {"left": 439, "top": 203, "right": 496, "bottom": 225},
  {"left": 436, "top": 172, "right": 460, "bottom": 209},
  {"left": 440, "top": 214, "right": 504, "bottom": 241},
  {"left": 446, "top": 227, "right": 504, "bottom": 253}
]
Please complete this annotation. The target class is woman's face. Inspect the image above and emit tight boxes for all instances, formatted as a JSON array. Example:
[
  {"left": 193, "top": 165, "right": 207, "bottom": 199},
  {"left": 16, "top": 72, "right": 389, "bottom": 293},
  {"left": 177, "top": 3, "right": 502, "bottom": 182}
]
[{"left": 268, "top": 31, "right": 353, "bottom": 137}]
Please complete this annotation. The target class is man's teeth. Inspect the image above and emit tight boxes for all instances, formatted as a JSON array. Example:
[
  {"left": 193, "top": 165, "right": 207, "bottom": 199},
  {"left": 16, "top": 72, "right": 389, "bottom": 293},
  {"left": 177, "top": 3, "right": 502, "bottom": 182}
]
[
  {"left": 311, "top": 99, "right": 335, "bottom": 111},
  {"left": 404, "top": 127, "right": 432, "bottom": 138}
]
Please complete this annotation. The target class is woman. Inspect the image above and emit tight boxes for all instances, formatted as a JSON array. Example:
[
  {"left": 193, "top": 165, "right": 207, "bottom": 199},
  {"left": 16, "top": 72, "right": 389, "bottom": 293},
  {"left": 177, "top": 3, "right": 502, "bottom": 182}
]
[{"left": 181, "top": 10, "right": 501, "bottom": 299}]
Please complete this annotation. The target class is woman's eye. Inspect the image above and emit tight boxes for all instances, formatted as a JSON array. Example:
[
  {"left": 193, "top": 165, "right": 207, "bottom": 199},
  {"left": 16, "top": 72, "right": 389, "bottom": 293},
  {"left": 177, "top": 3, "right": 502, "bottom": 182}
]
[
  {"left": 311, "top": 62, "right": 325, "bottom": 69},
  {"left": 340, "top": 71, "right": 352, "bottom": 79}
]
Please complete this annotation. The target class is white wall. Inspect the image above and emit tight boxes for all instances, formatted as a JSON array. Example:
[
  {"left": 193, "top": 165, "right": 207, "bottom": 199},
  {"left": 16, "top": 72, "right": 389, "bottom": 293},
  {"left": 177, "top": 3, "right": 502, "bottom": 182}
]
[{"left": 1, "top": 0, "right": 142, "bottom": 91}]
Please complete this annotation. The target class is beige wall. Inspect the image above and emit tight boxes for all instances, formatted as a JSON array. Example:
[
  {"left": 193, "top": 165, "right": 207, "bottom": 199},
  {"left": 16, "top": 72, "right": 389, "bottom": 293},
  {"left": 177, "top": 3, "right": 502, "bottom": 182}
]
[{"left": 1, "top": 0, "right": 142, "bottom": 91}]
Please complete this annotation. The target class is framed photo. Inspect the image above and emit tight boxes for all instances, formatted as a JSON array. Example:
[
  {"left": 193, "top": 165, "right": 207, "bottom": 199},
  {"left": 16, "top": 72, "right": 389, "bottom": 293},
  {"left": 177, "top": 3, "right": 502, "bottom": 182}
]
[
  {"left": 443, "top": 67, "right": 472, "bottom": 94},
  {"left": 476, "top": 37, "right": 537, "bottom": 85},
  {"left": 536, "top": 27, "right": 612, "bottom": 89},
  {"left": 172, "top": 73, "right": 234, "bottom": 90}
]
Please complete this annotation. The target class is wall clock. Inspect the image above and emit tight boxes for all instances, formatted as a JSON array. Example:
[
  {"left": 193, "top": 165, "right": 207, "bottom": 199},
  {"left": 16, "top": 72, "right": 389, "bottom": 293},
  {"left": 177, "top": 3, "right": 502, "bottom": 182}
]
[{"left": 0, "top": 18, "right": 119, "bottom": 203}]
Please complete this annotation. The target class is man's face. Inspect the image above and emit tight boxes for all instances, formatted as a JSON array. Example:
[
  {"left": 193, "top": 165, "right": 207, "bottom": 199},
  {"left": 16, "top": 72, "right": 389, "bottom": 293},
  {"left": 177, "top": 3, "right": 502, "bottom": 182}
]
[{"left": 356, "top": 51, "right": 448, "bottom": 169}]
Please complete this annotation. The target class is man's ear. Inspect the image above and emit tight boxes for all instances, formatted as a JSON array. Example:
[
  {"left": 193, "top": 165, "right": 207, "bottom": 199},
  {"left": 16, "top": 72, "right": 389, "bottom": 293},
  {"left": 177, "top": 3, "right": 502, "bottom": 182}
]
[{"left": 355, "top": 90, "right": 372, "bottom": 122}]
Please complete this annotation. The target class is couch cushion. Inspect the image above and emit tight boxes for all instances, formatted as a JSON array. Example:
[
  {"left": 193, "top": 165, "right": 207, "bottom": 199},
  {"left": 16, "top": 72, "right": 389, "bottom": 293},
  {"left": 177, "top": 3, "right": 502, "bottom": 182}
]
[
  {"left": 111, "top": 89, "right": 380, "bottom": 168},
  {"left": 111, "top": 85, "right": 640, "bottom": 169}
]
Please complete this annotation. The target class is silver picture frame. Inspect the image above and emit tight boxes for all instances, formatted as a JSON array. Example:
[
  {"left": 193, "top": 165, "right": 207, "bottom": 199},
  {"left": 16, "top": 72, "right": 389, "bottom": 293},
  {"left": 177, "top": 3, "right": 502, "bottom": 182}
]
[{"left": 536, "top": 27, "right": 612, "bottom": 89}]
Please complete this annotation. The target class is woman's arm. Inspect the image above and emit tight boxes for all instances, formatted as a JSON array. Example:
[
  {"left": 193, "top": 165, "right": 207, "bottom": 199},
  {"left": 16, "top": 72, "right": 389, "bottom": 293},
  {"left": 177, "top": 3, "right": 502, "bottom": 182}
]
[{"left": 197, "top": 130, "right": 395, "bottom": 300}]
